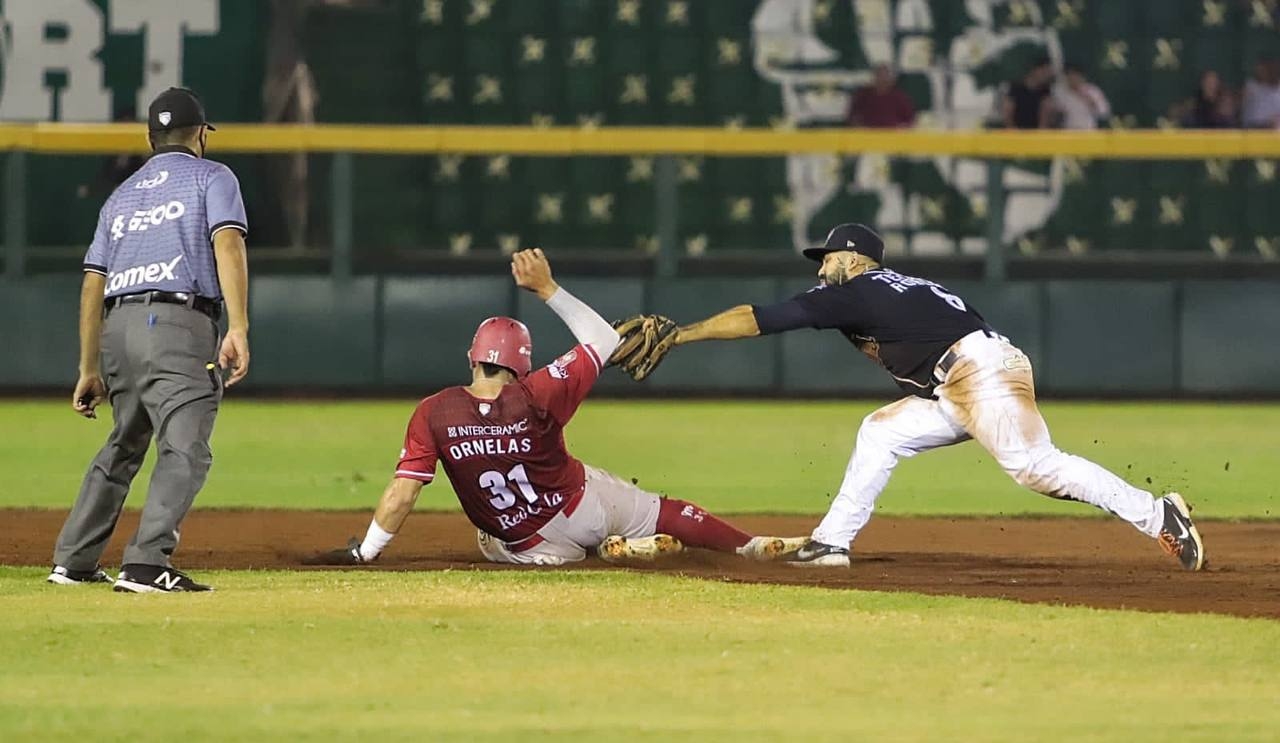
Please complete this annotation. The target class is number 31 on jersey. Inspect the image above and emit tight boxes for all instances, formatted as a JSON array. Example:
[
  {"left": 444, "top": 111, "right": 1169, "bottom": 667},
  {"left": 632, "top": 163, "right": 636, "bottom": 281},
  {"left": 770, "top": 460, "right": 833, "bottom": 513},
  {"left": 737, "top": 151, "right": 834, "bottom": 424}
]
[{"left": 479, "top": 464, "right": 538, "bottom": 510}]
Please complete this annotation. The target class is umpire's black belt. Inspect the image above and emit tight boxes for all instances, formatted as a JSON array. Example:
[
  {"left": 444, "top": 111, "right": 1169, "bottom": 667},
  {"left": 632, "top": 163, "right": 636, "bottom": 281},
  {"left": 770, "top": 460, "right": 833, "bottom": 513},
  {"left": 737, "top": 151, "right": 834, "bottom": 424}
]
[{"left": 105, "top": 291, "right": 223, "bottom": 321}]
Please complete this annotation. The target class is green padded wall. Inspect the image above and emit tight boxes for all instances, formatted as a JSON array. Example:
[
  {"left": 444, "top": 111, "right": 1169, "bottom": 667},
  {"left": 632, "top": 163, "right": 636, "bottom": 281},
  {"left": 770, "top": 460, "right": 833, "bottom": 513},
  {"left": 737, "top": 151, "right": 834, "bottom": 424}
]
[
  {"left": 4, "top": 276, "right": 1279, "bottom": 397},
  {"left": 1044, "top": 281, "right": 1178, "bottom": 394},
  {"left": 0, "top": 277, "right": 82, "bottom": 385},
  {"left": 381, "top": 277, "right": 514, "bottom": 388},
  {"left": 247, "top": 277, "right": 379, "bottom": 387},
  {"left": 1180, "top": 282, "right": 1280, "bottom": 394}
]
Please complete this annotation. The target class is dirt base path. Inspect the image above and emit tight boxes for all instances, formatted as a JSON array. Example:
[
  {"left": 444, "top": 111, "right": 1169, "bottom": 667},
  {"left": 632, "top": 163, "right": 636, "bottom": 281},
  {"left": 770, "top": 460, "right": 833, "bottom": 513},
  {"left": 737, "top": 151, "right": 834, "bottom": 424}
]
[{"left": 5, "top": 509, "right": 1277, "bottom": 618}]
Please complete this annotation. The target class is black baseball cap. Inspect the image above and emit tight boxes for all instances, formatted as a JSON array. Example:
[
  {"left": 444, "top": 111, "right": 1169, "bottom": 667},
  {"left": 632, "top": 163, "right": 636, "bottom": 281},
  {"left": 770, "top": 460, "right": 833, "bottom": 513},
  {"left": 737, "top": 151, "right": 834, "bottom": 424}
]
[
  {"left": 803, "top": 223, "right": 885, "bottom": 263},
  {"left": 147, "top": 87, "right": 216, "bottom": 132}
]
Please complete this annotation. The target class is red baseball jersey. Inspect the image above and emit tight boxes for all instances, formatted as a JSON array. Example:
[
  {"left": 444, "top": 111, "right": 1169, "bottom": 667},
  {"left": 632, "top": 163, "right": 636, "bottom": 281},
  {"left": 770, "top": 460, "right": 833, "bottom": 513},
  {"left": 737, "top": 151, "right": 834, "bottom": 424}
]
[{"left": 394, "top": 344, "right": 603, "bottom": 542}]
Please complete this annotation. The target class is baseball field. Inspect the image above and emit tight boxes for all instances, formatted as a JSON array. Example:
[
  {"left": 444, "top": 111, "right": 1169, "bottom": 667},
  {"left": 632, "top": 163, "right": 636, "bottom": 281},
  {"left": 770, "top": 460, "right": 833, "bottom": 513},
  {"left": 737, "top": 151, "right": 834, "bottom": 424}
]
[{"left": 2, "top": 399, "right": 1278, "bottom": 741}]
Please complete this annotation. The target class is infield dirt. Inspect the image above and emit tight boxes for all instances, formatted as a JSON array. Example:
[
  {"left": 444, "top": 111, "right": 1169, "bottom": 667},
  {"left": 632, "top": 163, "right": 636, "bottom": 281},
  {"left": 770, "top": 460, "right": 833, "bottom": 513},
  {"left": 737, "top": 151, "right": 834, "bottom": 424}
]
[{"left": 3, "top": 509, "right": 1276, "bottom": 618}]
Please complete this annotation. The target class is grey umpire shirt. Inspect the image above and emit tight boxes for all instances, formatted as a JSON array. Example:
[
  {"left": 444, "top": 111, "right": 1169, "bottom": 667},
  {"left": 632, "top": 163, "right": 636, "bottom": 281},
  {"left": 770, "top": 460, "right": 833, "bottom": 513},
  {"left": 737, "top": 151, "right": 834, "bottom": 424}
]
[{"left": 84, "top": 146, "right": 247, "bottom": 296}]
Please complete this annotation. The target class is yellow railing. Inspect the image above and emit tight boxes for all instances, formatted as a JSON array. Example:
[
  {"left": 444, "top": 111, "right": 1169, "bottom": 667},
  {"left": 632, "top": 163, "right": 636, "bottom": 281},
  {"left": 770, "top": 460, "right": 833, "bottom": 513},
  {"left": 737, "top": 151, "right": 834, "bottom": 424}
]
[{"left": 1, "top": 123, "right": 1279, "bottom": 158}]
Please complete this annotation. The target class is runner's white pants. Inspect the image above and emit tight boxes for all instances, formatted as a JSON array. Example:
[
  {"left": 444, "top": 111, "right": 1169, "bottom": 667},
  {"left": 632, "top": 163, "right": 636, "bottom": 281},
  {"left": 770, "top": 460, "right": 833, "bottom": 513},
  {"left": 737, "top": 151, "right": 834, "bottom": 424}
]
[
  {"left": 812, "top": 331, "right": 1164, "bottom": 549},
  {"left": 477, "top": 465, "right": 661, "bottom": 566}
]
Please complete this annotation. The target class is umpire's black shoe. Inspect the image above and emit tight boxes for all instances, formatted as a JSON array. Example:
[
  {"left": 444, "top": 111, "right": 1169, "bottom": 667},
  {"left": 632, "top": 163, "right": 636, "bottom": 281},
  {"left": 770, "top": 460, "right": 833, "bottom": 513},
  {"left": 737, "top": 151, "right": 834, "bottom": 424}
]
[
  {"left": 46, "top": 565, "right": 113, "bottom": 585},
  {"left": 1157, "top": 493, "right": 1206, "bottom": 571},
  {"left": 114, "top": 564, "right": 214, "bottom": 593},
  {"left": 786, "top": 539, "right": 851, "bottom": 568}
]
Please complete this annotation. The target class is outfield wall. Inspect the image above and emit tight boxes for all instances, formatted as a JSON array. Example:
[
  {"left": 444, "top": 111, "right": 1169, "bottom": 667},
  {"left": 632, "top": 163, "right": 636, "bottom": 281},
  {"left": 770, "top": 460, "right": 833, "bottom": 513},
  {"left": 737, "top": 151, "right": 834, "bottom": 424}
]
[{"left": 5, "top": 277, "right": 1278, "bottom": 397}]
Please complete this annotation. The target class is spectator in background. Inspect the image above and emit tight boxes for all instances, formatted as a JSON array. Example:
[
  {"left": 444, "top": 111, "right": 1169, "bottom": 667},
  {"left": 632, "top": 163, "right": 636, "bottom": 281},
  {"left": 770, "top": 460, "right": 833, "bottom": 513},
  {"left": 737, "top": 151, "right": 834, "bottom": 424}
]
[
  {"left": 1002, "top": 57, "right": 1055, "bottom": 129},
  {"left": 1173, "top": 70, "right": 1239, "bottom": 128},
  {"left": 1243, "top": 57, "right": 1280, "bottom": 129},
  {"left": 1051, "top": 64, "right": 1110, "bottom": 129},
  {"left": 846, "top": 63, "right": 916, "bottom": 128},
  {"left": 77, "top": 107, "right": 147, "bottom": 199}
]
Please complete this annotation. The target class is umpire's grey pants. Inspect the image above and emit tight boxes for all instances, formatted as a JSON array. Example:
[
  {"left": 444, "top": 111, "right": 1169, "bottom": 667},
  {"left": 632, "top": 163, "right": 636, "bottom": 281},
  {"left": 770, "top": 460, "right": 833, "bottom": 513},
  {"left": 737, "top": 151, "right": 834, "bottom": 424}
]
[{"left": 54, "top": 302, "right": 222, "bottom": 570}]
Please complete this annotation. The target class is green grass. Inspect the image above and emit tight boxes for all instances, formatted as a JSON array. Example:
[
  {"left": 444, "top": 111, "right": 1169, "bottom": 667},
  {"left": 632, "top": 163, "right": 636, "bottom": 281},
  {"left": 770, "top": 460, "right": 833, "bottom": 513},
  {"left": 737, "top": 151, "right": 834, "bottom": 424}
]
[
  {"left": 1, "top": 567, "right": 1277, "bottom": 742},
  {"left": 2, "top": 400, "right": 1277, "bottom": 517}
]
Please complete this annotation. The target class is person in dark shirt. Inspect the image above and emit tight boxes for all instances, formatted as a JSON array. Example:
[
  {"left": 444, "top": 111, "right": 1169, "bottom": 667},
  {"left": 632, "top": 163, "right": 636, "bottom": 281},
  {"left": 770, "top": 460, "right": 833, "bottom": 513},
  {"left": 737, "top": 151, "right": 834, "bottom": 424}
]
[
  {"left": 846, "top": 63, "right": 916, "bottom": 128},
  {"left": 1175, "top": 70, "right": 1239, "bottom": 128},
  {"left": 653, "top": 223, "right": 1206, "bottom": 571},
  {"left": 1002, "top": 57, "right": 1055, "bottom": 129}
]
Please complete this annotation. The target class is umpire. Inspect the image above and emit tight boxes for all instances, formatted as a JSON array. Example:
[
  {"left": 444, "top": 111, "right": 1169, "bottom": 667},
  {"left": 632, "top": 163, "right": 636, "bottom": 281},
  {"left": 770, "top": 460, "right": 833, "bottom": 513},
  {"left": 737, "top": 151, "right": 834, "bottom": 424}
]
[{"left": 47, "top": 87, "right": 250, "bottom": 593}]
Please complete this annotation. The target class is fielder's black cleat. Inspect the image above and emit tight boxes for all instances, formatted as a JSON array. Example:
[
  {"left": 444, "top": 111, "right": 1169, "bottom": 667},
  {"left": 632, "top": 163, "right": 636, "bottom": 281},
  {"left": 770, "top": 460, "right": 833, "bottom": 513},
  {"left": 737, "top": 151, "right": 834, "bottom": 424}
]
[
  {"left": 46, "top": 565, "right": 114, "bottom": 585},
  {"left": 114, "top": 564, "right": 214, "bottom": 593},
  {"left": 786, "top": 539, "right": 851, "bottom": 567},
  {"left": 1157, "top": 493, "right": 1205, "bottom": 571}
]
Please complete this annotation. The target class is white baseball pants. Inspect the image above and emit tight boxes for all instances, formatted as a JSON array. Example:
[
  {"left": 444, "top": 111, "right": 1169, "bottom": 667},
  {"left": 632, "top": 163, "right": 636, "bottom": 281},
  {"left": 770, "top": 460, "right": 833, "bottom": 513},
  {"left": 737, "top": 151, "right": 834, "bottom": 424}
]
[
  {"left": 476, "top": 464, "right": 661, "bottom": 566},
  {"left": 812, "top": 331, "right": 1164, "bottom": 549}
]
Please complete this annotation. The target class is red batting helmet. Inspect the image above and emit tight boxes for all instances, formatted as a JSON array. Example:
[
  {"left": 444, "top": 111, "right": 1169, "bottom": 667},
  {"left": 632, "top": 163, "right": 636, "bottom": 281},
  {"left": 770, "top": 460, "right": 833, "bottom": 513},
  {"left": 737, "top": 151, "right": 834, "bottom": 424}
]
[{"left": 468, "top": 317, "right": 533, "bottom": 376}]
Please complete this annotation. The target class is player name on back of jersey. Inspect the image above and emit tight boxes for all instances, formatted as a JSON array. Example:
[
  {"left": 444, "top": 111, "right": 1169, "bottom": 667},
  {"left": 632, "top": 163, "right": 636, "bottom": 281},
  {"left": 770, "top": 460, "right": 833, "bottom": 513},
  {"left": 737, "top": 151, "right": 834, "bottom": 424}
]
[{"left": 444, "top": 419, "right": 533, "bottom": 461}]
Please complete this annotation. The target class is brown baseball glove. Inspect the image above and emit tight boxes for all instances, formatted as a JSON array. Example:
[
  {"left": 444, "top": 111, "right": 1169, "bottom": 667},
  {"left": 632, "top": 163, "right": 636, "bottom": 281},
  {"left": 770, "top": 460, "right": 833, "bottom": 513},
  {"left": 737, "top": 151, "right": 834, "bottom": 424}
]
[{"left": 608, "top": 314, "right": 680, "bottom": 381}]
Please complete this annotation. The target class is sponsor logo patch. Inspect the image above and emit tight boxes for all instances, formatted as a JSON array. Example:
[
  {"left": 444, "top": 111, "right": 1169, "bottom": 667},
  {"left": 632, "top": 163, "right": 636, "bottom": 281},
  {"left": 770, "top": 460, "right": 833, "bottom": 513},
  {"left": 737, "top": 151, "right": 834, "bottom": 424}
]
[
  {"left": 134, "top": 171, "right": 169, "bottom": 189},
  {"left": 105, "top": 255, "right": 183, "bottom": 294},
  {"left": 110, "top": 200, "right": 186, "bottom": 240},
  {"left": 1003, "top": 354, "right": 1032, "bottom": 372}
]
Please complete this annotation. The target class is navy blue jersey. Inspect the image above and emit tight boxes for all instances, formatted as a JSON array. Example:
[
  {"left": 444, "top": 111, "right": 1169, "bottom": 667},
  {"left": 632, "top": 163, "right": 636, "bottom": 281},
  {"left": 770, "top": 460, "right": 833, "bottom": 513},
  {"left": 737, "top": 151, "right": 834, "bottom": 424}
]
[{"left": 752, "top": 268, "right": 993, "bottom": 397}]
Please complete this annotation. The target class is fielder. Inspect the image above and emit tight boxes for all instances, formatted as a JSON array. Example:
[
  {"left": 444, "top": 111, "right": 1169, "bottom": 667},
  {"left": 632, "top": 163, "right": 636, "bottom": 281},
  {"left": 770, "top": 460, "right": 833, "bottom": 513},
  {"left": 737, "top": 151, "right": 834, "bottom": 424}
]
[
  {"left": 316, "top": 249, "right": 800, "bottom": 567},
  {"left": 609, "top": 224, "right": 1206, "bottom": 570}
]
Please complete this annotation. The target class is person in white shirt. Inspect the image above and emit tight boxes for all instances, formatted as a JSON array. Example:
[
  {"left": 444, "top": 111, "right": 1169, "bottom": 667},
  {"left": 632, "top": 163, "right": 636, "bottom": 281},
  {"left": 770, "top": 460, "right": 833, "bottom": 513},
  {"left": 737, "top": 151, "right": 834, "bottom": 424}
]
[
  {"left": 1051, "top": 64, "right": 1111, "bottom": 130},
  {"left": 1242, "top": 58, "right": 1280, "bottom": 129}
]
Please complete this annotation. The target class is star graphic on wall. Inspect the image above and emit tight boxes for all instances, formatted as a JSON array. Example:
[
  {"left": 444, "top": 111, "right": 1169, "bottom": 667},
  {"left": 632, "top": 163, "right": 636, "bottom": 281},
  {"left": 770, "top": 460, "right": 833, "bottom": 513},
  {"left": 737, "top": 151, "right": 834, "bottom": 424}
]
[
  {"left": 436, "top": 155, "right": 463, "bottom": 181},
  {"left": 586, "top": 194, "right": 616, "bottom": 223},
  {"left": 627, "top": 157, "right": 654, "bottom": 182},
  {"left": 1158, "top": 195, "right": 1186, "bottom": 225},
  {"left": 685, "top": 234, "right": 708, "bottom": 255},
  {"left": 716, "top": 38, "right": 742, "bottom": 66},
  {"left": 473, "top": 75, "right": 503, "bottom": 104},
  {"left": 570, "top": 37, "right": 597, "bottom": 65},
  {"left": 521, "top": 36, "right": 547, "bottom": 64},
  {"left": 449, "top": 233, "right": 473, "bottom": 254},
  {"left": 620, "top": 75, "right": 649, "bottom": 104},
  {"left": 677, "top": 158, "right": 702, "bottom": 182},
  {"left": 617, "top": 0, "right": 641, "bottom": 25},
  {"left": 536, "top": 194, "right": 565, "bottom": 223},
  {"left": 421, "top": 0, "right": 443, "bottom": 24},
  {"left": 1110, "top": 198, "right": 1137, "bottom": 225},
  {"left": 497, "top": 234, "right": 521, "bottom": 254},
  {"left": 1103, "top": 41, "right": 1129, "bottom": 70},
  {"left": 1203, "top": 0, "right": 1226, "bottom": 27},
  {"left": 466, "top": 0, "right": 494, "bottom": 25},
  {"left": 667, "top": 1, "right": 689, "bottom": 25},
  {"left": 668, "top": 75, "right": 696, "bottom": 105},
  {"left": 486, "top": 155, "right": 511, "bottom": 179},
  {"left": 426, "top": 74, "right": 454, "bottom": 102}
]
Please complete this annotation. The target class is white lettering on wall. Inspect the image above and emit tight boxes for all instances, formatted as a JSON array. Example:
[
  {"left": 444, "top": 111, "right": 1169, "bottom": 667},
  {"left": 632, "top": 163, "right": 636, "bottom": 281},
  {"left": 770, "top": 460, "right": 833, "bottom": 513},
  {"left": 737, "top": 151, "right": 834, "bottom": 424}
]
[
  {"left": 0, "top": 0, "right": 110, "bottom": 120},
  {"left": 0, "top": 0, "right": 222, "bottom": 122},
  {"left": 108, "top": 0, "right": 219, "bottom": 115}
]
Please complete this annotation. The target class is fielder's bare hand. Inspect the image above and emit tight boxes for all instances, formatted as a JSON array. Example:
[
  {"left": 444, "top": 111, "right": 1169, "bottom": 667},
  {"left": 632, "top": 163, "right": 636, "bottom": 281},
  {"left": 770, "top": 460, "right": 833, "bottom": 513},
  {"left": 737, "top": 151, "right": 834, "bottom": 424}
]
[
  {"left": 219, "top": 328, "right": 251, "bottom": 387},
  {"left": 72, "top": 373, "right": 106, "bottom": 419},
  {"left": 511, "top": 248, "right": 559, "bottom": 300}
]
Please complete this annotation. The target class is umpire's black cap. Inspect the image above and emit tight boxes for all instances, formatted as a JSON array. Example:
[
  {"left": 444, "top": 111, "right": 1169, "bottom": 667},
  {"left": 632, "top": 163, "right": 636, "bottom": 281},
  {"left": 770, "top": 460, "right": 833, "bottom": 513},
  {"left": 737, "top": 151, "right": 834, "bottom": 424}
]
[
  {"left": 148, "top": 87, "right": 216, "bottom": 132},
  {"left": 802, "top": 223, "right": 885, "bottom": 263}
]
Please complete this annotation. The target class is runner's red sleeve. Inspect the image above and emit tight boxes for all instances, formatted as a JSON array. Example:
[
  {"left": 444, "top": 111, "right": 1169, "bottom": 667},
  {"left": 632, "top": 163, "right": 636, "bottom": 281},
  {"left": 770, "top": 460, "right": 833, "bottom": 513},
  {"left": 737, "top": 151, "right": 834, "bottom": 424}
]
[
  {"left": 394, "top": 399, "right": 438, "bottom": 482},
  {"left": 523, "top": 344, "right": 603, "bottom": 425}
]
